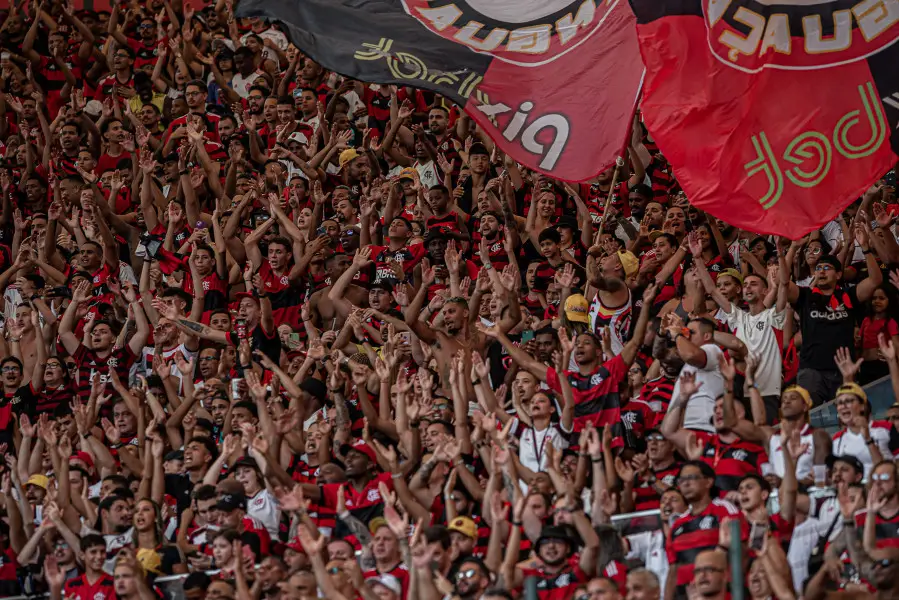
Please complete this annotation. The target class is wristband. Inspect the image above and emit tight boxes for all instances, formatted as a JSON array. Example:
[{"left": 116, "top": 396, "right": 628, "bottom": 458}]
[
  {"left": 717, "top": 545, "right": 729, "bottom": 552},
  {"left": 511, "top": 520, "right": 522, "bottom": 527},
  {"left": 843, "top": 519, "right": 856, "bottom": 527},
  {"left": 863, "top": 249, "right": 873, "bottom": 255},
  {"left": 866, "top": 438, "right": 876, "bottom": 445},
  {"left": 591, "top": 457, "right": 603, "bottom": 463},
  {"left": 472, "top": 378, "right": 481, "bottom": 385},
  {"left": 391, "top": 472, "right": 403, "bottom": 480}
]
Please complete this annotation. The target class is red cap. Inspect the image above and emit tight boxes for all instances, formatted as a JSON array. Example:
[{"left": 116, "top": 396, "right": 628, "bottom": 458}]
[
  {"left": 341, "top": 439, "right": 378, "bottom": 463},
  {"left": 285, "top": 538, "right": 305, "bottom": 554},
  {"left": 234, "top": 292, "right": 259, "bottom": 304},
  {"left": 69, "top": 451, "right": 94, "bottom": 471}
]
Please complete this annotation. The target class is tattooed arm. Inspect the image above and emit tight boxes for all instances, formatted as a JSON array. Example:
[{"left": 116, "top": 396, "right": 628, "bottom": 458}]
[{"left": 171, "top": 317, "right": 231, "bottom": 344}]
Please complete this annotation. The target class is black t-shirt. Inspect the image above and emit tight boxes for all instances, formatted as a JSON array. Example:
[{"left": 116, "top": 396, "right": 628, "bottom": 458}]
[
  {"left": 228, "top": 324, "right": 281, "bottom": 363},
  {"left": 164, "top": 473, "right": 196, "bottom": 515},
  {"left": 794, "top": 285, "right": 860, "bottom": 370}
]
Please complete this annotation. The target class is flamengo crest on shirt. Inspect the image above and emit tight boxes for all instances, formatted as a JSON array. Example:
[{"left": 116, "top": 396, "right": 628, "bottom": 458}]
[
  {"left": 631, "top": 0, "right": 899, "bottom": 238},
  {"left": 236, "top": 0, "right": 644, "bottom": 181}
]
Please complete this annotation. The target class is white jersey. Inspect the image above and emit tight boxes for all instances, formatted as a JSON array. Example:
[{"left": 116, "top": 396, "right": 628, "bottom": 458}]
[
  {"left": 626, "top": 529, "right": 668, "bottom": 586},
  {"left": 723, "top": 303, "right": 786, "bottom": 397},
  {"left": 588, "top": 288, "right": 632, "bottom": 356},
  {"left": 510, "top": 418, "right": 570, "bottom": 474},
  {"left": 246, "top": 489, "right": 281, "bottom": 538},
  {"left": 768, "top": 424, "right": 816, "bottom": 481},
  {"left": 832, "top": 421, "right": 897, "bottom": 480}
]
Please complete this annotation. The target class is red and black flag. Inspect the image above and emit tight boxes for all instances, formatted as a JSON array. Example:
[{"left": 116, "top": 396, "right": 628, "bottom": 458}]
[
  {"left": 236, "top": 0, "right": 645, "bottom": 182},
  {"left": 631, "top": 0, "right": 899, "bottom": 238}
]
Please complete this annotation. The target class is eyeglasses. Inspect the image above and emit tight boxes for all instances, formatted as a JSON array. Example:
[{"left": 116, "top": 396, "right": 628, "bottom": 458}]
[
  {"left": 198, "top": 356, "right": 218, "bottom": 362},
  {"left": 805, "top": 247, "right": 822, "bottom": 254},
  {"left": 248, "top": 95, "right": 264, "bottom": 100},
  {"left": 186, "top": 90, "right": 205, "bottom": 97},
  {"left": 875, "top": 558, "right": 895, "bottom": 568},
  {"left": 872, "top": 473, "right": 893, "bottom": 482},
  {"left": 646, "top": 434, "right": 665, "bottom": 441},
  {"left": 455, "top": 568, "right": 477, "bottom": 582},
  {"left": 814, "top": 264, "right": 835, "bottom": 272},
  {"left": 138, "top": 24, "right": 154, "bottom": 29},
  {"left": 1, "top": 366, "right": 20, "bottom": 373},
  {"left": 836, "top": 398, "right": 860, "bottom": 407},
  {"left": 327, "top": 566, "right": 343, "bottom": 575},
  {"left": 114, "top": 53, "right": 130, "bottom": 59}
]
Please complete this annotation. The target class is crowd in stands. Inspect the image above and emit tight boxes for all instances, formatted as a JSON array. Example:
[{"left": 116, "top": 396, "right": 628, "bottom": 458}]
[{"left": 0, "top": 1, "right": 898, "bottom": 599}]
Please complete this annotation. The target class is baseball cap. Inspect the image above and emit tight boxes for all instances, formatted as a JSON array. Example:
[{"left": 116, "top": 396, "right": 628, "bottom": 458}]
[
  {"left": 229, "top": 456, "right": 261, "bottom": 474},
  {"left": 836, "top": 382, "right": 867, "bottom": 403},
  {"left": 369, "top": 516, "right": 389, "bottom": 535},
  {"left": 26, "top": 474, "right": 49, "bottom": 489},
  {"left": 215, "top": 492, "right": 248, "bottom": 512},
  {"left": 287, "top": 131, "right": 309, "bottom": 145},
  {"left": 827, "top": 454, "right": 864, "bottom": 474},
  {"left": 234, "top": 291, "right": 260, "bottom": 304},
  {"left": 340, "top": 439, "right": 377, "bottom": 463},
  {"left": 535, "top": 525, "right": 576, "bottom": 549},
  {"left": 285, "top": 538, "right": 305, "bottom": 554},
  {"left": 398, "top": 167, "right": 417, "bottom": 181},
  {"left": 338, "top": 148, "right": 360, "bottom": 169},
  {"left": 424, "top": 228, "right": 449, "bottom": 245},
  {"left": 564, "top": 294, "right": 590, "bottom": 324},
  {"left": 554, "top": 216, "right": 578, "bottom": 232},
  {"left": 783, "top": 385, "right": 812, "bottom": 409},
  {"left": 370, "top": 279, "right": 394, "bottom": 293},
  {"left": 370, "top": 574, "right": 402, "bottom": 595},
  {"left": 719, "top": 268, "right": 743, "bottom": 285},
  {"left": 617, "top": 250, "right": 639, "bottom": 278},
  {"left": 69, "top": 451, "right": 95, "bottom": 471},
  {"left": 447, "top": 516, "right": 478, "bottom": 540}
]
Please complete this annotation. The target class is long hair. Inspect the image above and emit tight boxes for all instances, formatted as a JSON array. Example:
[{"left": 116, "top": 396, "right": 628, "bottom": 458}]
[{"left": 594, "top": 524, "right": 626, "bottom": 574}]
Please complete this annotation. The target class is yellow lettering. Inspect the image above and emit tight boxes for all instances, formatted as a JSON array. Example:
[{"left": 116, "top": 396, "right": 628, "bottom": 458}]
[{"left": 416, "top": 4, "right": 462, "bottom": 31}]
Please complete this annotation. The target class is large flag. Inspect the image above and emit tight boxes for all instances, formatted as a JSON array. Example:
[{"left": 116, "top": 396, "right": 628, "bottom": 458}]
[
  {"left": 631, "top": 0, "right": 899, "bottom": 238},
  {"left": 236, "top": 0, "right": 644, "bottom": 182}
]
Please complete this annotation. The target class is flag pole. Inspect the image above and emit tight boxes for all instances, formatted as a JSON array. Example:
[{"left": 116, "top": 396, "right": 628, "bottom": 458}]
[{"left": 596, "top": 77, "right": 644, "bottom": 239}]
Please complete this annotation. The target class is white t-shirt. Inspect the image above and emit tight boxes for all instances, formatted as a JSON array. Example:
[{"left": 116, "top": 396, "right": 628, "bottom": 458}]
[
  {"left": 670, "top": 344, "right": 725, "bottom": 433},
  {"left": 231, "top": 70, "right": 266, "bottom": 99},
  {"left": 510, "top": 418, "right": 569, "bottom": 474},
  {"left": 246, "top": 489, "right": 281, "bottom": 537},
  {"left": 831, "top": 422, "right": 896, "bottom": 479},
  {"left": 626, "top": 529, "right": 668, "bottom": 587},
  {"left": 723, "top": 303, "right": 786, "bottom": 396},
  {"left": 241, "top": 28, "right": 288, "bottom": 62},
  {"left": 137, "top": 344, "right": 197, "bottom": 393}
]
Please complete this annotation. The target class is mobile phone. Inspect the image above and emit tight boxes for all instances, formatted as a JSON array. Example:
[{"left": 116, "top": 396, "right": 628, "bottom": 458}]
[
  {"left": 749, "top": 521, "right": 767, "bottom": 551},
  {"left": 286, "top": 333, "right": 302, "bottom": 349},
  {"left": 235, "top": 318, "right": 247, "bottom": 340},
  {"left": 521, "top": 330, "right": 535, "bottom": 343}
]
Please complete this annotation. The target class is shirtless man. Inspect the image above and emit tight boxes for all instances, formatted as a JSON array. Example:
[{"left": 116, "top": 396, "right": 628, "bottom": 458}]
[{"left": 308, "top": 253, "right": 367, "bottom": 331}]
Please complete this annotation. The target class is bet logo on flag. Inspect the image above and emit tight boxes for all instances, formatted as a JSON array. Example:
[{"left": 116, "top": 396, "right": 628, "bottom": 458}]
[{"left": 632, "top": 0, "right": 899, "bottom": 238}]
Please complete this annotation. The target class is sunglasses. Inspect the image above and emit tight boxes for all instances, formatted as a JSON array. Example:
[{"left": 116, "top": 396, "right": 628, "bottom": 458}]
[
  {"left": 872, "top": 473, "right": 893, "bottom": 482},
  {"left": 455, "top": 568, "right": 477, "bottom": 582}
]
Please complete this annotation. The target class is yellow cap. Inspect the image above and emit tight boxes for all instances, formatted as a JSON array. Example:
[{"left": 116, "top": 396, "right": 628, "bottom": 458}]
[
  {"left": 26, "top": 474, "right": 49, "bottom": 489},
  {"left": 783, "top": 385, "right": 812, "bottom": 409},
  {"left": 564, "top": 294, "right": 590, "bottom": 324},
  {"left": 719, "top": 268, "right": 744, "bottom": 285},
  {"left": 338, "top": 148, "right": 360, "bottom": 168},
  {"left": 836, "top": 382, "right": 867, "bottom": 404},
  {"left": 617, "top": 250, "right": 639, "bottom": 278},
  {"left": 447, "top": 516, "right": 478, "bottom": 540}
]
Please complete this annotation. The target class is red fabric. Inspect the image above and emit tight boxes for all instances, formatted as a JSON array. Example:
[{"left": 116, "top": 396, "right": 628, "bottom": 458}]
[{"left": 632, "top": 2, "right": 899, "bottom": 238}]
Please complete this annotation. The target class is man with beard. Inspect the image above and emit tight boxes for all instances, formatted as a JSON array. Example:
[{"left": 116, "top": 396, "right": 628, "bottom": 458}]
[
  {"left": 57, "top": 534, "right": 114, "bottom": 600},
  {"left": 504, "top": 518, "right": 599, "bottom": 599},
  {"left": 808, "top": 546, "right": 899, "bottom": 600},
  {"left": 107, "top": 10, "right": 160, "bottom": 71},
  {"left": 296, "top": 88, "right": 320, "bottom": 131},
  {"left": 246, "top": 225, "right": 304, "bottom": 327},
  {"left": 453, "top": 557, "right": 493, "bottom": 600},
  {"left": 167, "top": 80, "right": 222, "bottom": 144},
  {"left": 857, "top": 461, "right": 899, "bottom": 553},
  {"left": 94, "top": 492, "right": 135, "bottom": 560},
  {"left": 297, "top": 440, "right": 395, "bottom": 534},
  {"left": 665, "top": 462, "right": 745, "bottom": 599},
  {"left": 428, "top": 105, "right": 460, "bottom": 175},
  {"left": 59, "top": 281, "right": 149, "bottom": 400},
  {"left": 328, "top": 251, "right": 399, "bottom": 333},
  {"left": 484, "top": 283, "right": 656, "bottom": 443},
  {"left": 308, "top": 252, "right": 367, "bottom": 330},
  {"left": 694, "top": 237, "right": 787, "bottom": 422}
]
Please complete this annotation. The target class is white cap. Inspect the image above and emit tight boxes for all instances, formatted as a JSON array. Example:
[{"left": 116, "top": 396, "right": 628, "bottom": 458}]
[
  {"left": 369, "top": 574, "right": 402, "bottom": 595},
  {"left": 287, "top": 131, "right": 309, "bottom": 145}
]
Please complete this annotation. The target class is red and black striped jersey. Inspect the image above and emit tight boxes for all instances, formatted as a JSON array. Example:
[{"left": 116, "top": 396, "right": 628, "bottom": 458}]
[
  {"left": 633, "top": 462, "right": 682, "bottom": 511},
  {"left": 74, "top": 344, "right": 137, "bottom": 400},
  {"left": 426, "top": 212, "right": 460, "bottom": 233},
  {"left": 693, "top": 431, "right": 768, "bottom": 495},
  {"left": 855, "top": 509, "right": 899, "bottom": 550},
  {"left": 368, "top": 243, "right": 426, "bottom": 284},
  {"left": 640, "top": 375, "right": 675, "bottom": 416},
  {"left": 519, "top": 555, "right": 589, "bottom": 600},
  {"left": 64, "top": 573, "right": 115, "bottom": 600},
  {"left": 667, "top": 499, "right": 745, "bottom": 586},
  {"left": 545, "top": 355, "right": 627, "bottom": 447}
]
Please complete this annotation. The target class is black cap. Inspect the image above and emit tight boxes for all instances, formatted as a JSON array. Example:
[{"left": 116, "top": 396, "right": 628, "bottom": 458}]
[
  {"left": 163, "top": 450, "right": 184, "bottom": 462},
  {"left": 469, "top": 142, "right": 490, "bottom": 157},
  {"left": 215, "top": 492, "right": 247, "bottom": 512},
  {"left": 300, "top": 378, "right": 327, "bottom": 402},
  {"left": 229, "top": 456, "right": 260, "bottom": 474},
  {"left": 370, "top": 279, "right": 394, "bottom": 293},
  {"left": 536, "top": 525, "right": 577, "bottom": 550},
  {"left": 554, "top": 215, "right": 578, "bottom": 231},
  {"left": 424, "top": 228, "right": 449, "bottom": 245},
  {"left": 826, "top": 454, "right": 864, "bottom": 474}
]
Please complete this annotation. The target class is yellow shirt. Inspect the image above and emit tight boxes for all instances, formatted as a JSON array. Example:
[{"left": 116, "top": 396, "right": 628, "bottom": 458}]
[{"left": 129, "top": 92, "right": 167, "bottom": 115}]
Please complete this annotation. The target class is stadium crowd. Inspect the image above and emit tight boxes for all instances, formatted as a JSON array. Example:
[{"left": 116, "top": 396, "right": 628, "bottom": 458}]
[{"left": 0, "top": 1, "right": 898, "bottom": 599}]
